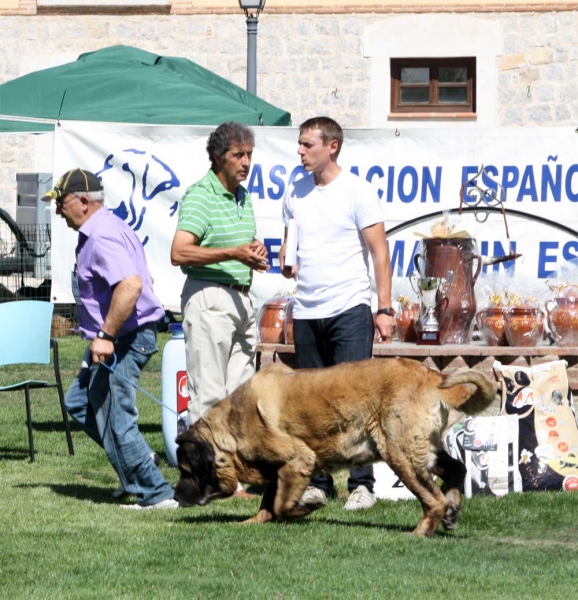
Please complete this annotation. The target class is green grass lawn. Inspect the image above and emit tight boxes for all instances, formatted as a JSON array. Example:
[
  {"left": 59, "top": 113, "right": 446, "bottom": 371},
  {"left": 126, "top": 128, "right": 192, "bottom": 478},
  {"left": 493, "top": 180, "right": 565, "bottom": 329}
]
[{"left": 1, "top": 334, "right": 577, "bottom": 599}]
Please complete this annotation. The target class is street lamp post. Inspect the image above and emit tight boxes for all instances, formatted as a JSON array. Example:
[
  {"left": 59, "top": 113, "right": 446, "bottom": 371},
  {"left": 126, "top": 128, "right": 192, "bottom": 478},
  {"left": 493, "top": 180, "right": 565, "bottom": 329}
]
[{"left": 238, "top": 0, "right": 266, "bottom": 96}]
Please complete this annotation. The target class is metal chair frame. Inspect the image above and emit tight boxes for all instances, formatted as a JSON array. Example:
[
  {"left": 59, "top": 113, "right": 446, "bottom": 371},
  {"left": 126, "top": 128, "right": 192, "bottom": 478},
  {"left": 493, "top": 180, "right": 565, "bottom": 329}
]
[{"left": 0, "top": 300, "right": 74, "bottom": 462}]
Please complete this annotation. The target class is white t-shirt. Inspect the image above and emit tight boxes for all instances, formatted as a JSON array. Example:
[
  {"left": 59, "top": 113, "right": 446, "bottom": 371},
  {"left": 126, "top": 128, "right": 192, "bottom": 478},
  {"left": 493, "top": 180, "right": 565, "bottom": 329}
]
[{"left": 282, "top": 170, "right": 384, "bottom": 319}]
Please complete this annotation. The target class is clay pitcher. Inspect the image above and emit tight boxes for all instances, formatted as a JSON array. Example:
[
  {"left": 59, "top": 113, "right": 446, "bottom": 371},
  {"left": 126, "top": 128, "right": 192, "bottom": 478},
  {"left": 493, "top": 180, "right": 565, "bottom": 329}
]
[
  {"left": 476, "top": 307, "right": 508, "bottom": 346},
  {"left": 545, "top": 285, "right": 578, "bottom": 347},
  {"left": 503, "top": 307, "right": 545, "bottom": 347},
  {"left": 414, "top": 237, "right": 482, "bottom": 344},
  {"left": 257, "top": 295, "right": 291, "bottom": 343}
]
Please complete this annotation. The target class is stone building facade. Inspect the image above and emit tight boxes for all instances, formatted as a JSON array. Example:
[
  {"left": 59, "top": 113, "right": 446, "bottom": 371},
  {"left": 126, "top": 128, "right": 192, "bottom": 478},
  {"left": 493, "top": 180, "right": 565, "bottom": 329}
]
[{"left": 0, "top": 1, "right": 577, "bottom": 212}]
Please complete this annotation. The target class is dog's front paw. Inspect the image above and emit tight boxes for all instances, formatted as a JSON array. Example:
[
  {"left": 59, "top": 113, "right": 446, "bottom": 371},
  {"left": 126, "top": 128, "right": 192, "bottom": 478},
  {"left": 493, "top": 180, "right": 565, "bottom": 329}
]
[{"left": 442, "top": 504, "right": 461, "bottom": 530}]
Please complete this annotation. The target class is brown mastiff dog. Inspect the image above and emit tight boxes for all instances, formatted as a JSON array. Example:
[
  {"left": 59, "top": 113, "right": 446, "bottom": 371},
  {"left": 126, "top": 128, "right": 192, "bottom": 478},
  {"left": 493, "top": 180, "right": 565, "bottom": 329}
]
[{"left": 175, "top": 358, "right": 496, "bottom": 536}]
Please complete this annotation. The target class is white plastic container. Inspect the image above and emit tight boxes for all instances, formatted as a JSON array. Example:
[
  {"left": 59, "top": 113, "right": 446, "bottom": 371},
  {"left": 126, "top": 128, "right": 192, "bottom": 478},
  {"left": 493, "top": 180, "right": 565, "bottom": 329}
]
[{"left": 161, "top": 322, "right": 189, "bottom": 467}]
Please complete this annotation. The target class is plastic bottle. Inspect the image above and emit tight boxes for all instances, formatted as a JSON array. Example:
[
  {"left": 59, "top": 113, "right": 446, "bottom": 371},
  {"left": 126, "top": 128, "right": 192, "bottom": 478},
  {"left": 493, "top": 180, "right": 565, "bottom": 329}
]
[{"left": 161, "top": 322, "right": 189, "bottom": 467}]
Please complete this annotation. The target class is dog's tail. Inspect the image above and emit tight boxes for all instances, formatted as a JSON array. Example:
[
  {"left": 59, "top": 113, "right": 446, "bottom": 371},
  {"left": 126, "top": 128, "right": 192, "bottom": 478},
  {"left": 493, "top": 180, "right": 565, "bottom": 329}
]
[{"left": 438, "top": 370, "right": 496, "bottom": 415}]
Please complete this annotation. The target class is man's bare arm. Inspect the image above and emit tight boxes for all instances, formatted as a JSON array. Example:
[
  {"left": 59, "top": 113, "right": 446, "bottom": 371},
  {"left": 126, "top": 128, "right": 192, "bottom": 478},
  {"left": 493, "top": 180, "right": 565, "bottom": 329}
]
[{"left": 171, "top": 230, "right": 269, "bottom": 272}]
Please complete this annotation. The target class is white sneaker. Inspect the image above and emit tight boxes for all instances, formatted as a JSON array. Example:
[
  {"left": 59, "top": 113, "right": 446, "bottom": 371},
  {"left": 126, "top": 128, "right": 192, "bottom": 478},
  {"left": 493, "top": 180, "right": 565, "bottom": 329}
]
[
  {"left": 121, "top": 498, "right": 179, "bottom": 511},
  {"left": 299, "top": 486, "right": 328, "bottom": 508},
  {"left": 343, "top": 486, "right": 377, "bottom": 511}
]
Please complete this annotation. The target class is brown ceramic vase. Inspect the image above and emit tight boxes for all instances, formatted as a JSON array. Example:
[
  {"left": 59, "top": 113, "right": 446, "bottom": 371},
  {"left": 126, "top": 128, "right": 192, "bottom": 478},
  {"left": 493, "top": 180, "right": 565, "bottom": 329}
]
[
  {"left": 476, "top": 307, "right": 508, "bottom": 346},
  {"left": 258, "top": 296, "right": 289, "bottom": 344},
  {"left": 414, "top": 237, "right": 482, "bottom": 344},
  {"left": 546, "top": 290, "right": 578, "bottom": 346},
  {"left": 503, "top": 307, "right": 544, "bottom": 347}
]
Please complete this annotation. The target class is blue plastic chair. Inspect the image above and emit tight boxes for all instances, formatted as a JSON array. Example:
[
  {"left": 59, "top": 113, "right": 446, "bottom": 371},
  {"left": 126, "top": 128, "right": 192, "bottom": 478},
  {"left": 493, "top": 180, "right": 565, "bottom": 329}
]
[{"left": 0, "top": 300, "right": 74, "bottom": 461}]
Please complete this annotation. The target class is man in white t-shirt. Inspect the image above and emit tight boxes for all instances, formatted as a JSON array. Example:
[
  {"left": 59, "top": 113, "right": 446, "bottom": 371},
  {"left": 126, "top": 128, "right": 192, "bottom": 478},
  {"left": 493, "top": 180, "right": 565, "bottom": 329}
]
[{"left": 279, "top": 116, "right": 396, "bottom": 511}]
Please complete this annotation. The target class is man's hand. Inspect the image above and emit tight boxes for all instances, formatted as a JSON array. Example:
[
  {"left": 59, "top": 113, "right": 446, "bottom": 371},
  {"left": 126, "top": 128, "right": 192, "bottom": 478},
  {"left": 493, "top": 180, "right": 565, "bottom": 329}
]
[
  {"left": 90, "top": 337, "right": 115, "bottom": 364},
  {"left": 235, "top": 240, "right": 270, "bottom": 272},
  {"left": 374, "top": 313, "right": 396, "bottom": 344},
  {"left": 279, "top": 242, "right": 298, "bottom": 279},
  {"left": 172, "top": 230, "right": 271, "bottom": 273}
]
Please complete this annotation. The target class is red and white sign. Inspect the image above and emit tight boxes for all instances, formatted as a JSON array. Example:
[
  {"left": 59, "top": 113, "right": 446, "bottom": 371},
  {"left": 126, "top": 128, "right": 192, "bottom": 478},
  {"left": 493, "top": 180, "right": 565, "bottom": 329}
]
[{"left": 176, "top": 371, "right": 189, "bottom": 414}]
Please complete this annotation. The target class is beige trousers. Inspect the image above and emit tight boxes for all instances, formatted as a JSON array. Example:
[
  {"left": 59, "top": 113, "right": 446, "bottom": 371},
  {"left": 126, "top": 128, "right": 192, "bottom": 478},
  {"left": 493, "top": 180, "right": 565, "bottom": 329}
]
[{"left": 181, "top": 278, "right": 257, "bottom": 424}]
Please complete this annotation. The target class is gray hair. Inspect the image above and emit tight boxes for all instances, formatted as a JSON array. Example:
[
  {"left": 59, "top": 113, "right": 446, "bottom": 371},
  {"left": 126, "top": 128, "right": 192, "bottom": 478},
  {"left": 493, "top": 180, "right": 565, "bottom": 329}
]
[
  {"left": 71, "top": 190, "right": 104, "bottom": 203},
  {"left": 207, "top": 121, "right": 255, "bottom": 169}
]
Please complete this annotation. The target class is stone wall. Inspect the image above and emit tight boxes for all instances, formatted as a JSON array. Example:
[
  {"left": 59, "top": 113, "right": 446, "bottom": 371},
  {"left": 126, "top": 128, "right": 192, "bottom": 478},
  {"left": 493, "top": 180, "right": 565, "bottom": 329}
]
[
  {"left": 1, "top": 10, "right": 577, "bottom": 213},
  {"left": 497, "top": 11, "right": 578, "bottom": 126}
]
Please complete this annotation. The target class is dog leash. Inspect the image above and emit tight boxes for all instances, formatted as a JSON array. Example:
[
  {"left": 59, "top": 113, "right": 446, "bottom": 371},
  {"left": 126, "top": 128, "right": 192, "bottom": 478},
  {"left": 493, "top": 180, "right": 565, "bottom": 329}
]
[{"left": 99, "top": 353, "right": 184, "bottom": 421}]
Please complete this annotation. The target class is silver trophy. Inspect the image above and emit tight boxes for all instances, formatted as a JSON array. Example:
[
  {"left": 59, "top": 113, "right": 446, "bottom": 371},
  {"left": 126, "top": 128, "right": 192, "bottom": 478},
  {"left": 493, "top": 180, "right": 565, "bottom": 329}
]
[{"left": 410, "top": 272, "right": 453, "bottom": 345}]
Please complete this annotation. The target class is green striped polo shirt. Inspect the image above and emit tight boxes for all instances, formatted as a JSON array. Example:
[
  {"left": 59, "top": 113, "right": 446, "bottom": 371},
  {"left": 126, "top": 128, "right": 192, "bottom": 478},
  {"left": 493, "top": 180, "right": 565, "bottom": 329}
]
[{"left": 176, "top": 169, "right": 256, "bottom": 286}]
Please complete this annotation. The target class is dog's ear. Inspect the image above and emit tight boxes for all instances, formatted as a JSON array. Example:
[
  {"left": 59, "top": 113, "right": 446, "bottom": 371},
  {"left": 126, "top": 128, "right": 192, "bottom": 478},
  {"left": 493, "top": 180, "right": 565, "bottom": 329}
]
[
  {"left": 186, "top": 439, "right": 217, "bottom": 479},
  {"left": 176, "top": 437, "right": 195, "bottom": 474},
  {"left": 176, "top": 438, "right": 217, "bottom": 476},
  {"left": 177, "top": 453, "right": 193, "bottom": 474}
]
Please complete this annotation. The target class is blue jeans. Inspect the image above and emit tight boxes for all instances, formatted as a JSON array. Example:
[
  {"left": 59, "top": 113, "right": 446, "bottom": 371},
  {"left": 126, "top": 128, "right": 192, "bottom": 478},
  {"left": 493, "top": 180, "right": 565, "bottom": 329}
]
[
  {"left": 65, "top": 324, "right": 174, "bottom": 506},
  {"left": 293, "top": 303, "right": 376, "bottom": 494}
]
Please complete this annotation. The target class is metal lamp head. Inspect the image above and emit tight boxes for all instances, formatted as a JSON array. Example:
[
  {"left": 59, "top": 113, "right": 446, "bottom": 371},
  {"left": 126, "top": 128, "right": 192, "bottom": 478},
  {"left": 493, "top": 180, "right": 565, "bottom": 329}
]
[{"left": 238, "top": 0, "right": 266, "bottom": 17}]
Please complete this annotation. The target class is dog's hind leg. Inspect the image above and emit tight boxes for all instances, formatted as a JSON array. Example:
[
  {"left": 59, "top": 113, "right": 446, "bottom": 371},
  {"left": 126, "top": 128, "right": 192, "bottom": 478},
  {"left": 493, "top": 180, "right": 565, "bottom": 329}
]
[
  {"left": 431, "top": 449, "right": 467, "bottom": 530},
  {"left": 241, "top": 482, "right": 277, "bottom": 525}
]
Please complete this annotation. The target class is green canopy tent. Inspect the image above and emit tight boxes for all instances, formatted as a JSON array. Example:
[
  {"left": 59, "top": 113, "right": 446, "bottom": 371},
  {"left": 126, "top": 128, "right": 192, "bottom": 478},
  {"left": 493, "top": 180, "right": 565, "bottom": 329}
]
[{"left": 0, "top": 45, "right": 291, "bottom": 132}]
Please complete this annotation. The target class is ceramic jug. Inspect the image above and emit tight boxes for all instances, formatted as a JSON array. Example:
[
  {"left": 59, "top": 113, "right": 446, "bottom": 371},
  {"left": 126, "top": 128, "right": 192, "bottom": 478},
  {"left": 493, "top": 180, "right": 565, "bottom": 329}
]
[
  {"left": 257, "top": 294, "right": 292, "bottom": 343},
  {"left": 503, "top": 307, "right": 545, "bottom": 347},
  {"left": 545, "top": 285, "right": 578, "bottom": 347},
  {"left": 476, "top": 307, "right": 508, "bottom": 346},
  {"left": 414, "top": 237, "right": 482, "bottom": 344}
]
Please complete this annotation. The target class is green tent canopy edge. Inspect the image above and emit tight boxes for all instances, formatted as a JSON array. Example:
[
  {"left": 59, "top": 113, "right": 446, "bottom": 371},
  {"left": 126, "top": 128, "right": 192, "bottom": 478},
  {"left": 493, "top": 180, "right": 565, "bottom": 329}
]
[{"left": 0, "top": 45, "right": 291, "bottom": 133}]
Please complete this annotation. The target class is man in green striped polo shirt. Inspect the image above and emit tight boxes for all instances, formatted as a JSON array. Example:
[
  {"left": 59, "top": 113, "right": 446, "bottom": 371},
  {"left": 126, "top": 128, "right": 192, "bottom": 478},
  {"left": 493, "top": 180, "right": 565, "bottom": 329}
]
[{"left": 171, "top": 122, "right": 269, "bottom": 433}]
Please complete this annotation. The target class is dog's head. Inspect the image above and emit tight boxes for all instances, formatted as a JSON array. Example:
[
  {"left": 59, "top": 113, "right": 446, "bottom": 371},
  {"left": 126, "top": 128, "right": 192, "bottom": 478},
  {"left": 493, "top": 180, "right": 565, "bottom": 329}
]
[{"left": 174, "top": 426, "right": 239, "bottom": 507}]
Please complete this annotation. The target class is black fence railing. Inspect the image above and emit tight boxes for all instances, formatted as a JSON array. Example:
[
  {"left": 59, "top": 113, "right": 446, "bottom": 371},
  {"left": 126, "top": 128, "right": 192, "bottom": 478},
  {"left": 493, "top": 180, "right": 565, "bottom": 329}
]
[
  {"left": 0, "top": 220, "right": 51, "bottom": 293},
  {"left": 0, "top": 217, "right": 77, "bottom": 335}
]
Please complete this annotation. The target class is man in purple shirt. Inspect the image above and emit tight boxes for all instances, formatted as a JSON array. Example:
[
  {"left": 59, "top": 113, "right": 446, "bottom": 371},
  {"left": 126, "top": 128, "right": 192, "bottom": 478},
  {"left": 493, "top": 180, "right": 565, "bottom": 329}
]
[{"left": 43, "top": 169, "right": 177, "bottom": 510}]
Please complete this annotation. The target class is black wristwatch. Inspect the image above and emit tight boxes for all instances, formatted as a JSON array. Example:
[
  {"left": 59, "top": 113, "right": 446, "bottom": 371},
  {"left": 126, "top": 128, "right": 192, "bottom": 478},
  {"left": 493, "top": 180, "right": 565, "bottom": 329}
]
[
  {"left": 96, "top": 329, "right": 116, "bottom": 343},
  {"left": 376, "top": 307, "right": 395, "bottom": 317}
]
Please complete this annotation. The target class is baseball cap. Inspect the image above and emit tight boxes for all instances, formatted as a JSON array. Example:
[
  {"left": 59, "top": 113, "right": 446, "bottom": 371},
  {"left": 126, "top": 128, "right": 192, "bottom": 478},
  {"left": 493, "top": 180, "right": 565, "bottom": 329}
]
[{"left": 42, "top": 169, "right": 103, "bottom": 202}]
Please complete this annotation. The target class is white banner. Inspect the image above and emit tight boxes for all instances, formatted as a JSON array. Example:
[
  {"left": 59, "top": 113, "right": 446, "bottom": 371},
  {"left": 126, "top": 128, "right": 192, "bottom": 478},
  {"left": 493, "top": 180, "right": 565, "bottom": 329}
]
[{"left": 51, "top": 121, "right": 578, "bottom": 310}]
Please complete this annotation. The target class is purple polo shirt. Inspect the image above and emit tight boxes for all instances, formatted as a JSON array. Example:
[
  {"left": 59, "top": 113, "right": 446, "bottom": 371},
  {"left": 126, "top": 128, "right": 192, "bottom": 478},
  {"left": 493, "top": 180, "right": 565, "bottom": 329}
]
[{"left": 74, "top": 207, "right": 165, "bottom": 339}]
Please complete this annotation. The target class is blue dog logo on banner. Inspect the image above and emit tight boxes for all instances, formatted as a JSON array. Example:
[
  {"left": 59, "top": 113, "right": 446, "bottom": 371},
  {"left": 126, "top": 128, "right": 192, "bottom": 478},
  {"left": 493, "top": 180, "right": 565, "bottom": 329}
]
[{"left": 96, "top": 148, "right": 181, "bottom": 245}]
